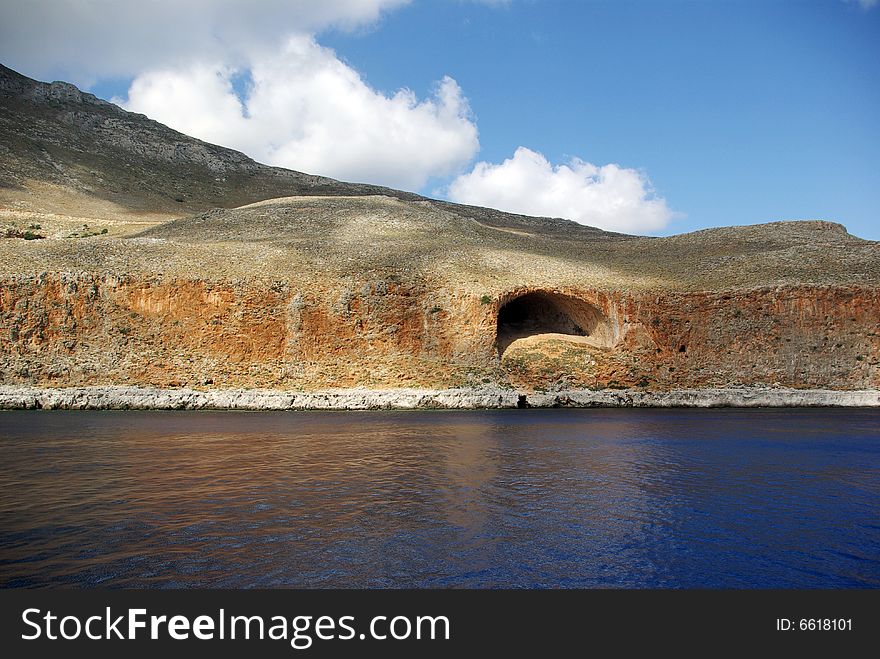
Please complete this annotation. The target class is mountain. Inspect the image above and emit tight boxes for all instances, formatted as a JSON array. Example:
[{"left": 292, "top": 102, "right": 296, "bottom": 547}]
[
  {"left": 1, "top": 63, "right": 877, "bottom": 397},
  {"left": 0, "top": 63, "right": 608, "bottom": 239}
]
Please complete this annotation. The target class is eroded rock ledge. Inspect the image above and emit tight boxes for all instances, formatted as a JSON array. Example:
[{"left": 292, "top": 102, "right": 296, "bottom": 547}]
[{"left": 1, "top": 386, "right": 877, "bottom": 410}]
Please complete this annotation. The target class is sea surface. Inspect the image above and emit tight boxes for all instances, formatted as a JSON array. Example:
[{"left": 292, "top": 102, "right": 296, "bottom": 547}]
[{"left": 0, "top": 408, "right": 878, "bottom": 588}]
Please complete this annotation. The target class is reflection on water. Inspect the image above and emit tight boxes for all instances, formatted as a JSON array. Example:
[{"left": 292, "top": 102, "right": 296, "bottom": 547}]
[{"left": 0, "top": 409, "right": 878, "bottom": 588}]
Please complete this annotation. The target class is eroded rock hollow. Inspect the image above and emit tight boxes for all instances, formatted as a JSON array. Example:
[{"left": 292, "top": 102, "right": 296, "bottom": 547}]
[{"left": 496, "top": 290, "right": 616, "bottom": 355}]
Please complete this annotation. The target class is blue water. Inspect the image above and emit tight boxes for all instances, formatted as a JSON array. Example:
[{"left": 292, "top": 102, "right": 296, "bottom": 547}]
[{"left": 0, "top": 408, "right": 878, "bottom": 588}]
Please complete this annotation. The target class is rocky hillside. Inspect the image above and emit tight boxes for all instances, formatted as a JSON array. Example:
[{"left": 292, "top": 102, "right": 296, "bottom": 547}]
[
  {"left": 0, "top": 64, "right": 406, "bottom": 218},
  {"left": 0, "top": 63, "right": 607, "bottom": 239},
  {"left": 1, "top": 64, "right": 878, "bottom": 394}
]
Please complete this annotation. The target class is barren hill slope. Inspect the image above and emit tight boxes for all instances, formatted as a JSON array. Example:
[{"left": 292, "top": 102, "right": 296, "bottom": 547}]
[{"left": 136, "top": 196, "right": 877, "bottom": 291}]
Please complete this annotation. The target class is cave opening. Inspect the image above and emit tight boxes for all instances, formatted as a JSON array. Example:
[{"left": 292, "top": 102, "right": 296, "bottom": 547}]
[{"left": 495, "top": 291, "right": 614, "bottom": 356}]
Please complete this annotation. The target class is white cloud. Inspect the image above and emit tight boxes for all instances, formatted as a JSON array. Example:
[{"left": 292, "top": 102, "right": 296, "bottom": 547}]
[
  {"left": 119, "top": 36, "right": 479, "bottom": 190},
  {"left": 0, "top": 0, "right": 410, "bottom": 85},
  {"left": 445, "top": 147, "right": 675, "bottom": 234}
]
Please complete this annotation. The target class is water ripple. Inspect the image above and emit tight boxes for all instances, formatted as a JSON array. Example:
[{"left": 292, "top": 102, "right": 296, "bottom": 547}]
[{"left": 0, "top": 408, "right": 878, "bottom": 588}]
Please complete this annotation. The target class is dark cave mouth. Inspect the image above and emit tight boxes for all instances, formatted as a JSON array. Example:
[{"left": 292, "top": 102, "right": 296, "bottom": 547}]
[{"left": 495, "top": 291, "right": 614, "bottom": 356}]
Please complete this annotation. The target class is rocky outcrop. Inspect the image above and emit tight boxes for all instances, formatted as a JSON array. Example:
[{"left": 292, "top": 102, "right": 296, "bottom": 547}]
[{"left": 1, "top": 273, "right": 877, "bottom": 392}]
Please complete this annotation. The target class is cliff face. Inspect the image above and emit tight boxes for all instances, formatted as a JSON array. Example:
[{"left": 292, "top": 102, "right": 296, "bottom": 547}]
[
  {"left": 500, "top": 286, "right": 879, "bottom": 391},
  {"left": 2, "top": 273, "right": 876, "bottom": 391},
  {"left": 1, "top": 64, "right": 878, "bottom": 395},
  {"left": 0, "top": 273, "right": 489, "bottom": 389}
]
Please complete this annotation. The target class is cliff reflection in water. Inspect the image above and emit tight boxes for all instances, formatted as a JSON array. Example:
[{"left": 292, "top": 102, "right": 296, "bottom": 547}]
[{"left": 0, "top": 409, "right": 878, "bottom": 588}]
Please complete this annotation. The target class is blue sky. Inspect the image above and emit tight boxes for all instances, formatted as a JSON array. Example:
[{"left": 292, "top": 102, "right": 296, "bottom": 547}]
[
  {"left": 2, "top": 0, "right": 878, "bottom": 238},
  {"left": 321, "top": 0, "right": 880, "bottom": 238}
]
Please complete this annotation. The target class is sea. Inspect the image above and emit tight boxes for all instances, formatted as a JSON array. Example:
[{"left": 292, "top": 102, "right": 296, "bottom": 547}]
[{"left": 1, "top": 408, "right": 878, "bottom": 588}]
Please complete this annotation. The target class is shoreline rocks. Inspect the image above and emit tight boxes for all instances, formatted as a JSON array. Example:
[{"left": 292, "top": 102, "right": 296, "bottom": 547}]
[{"left": 0, "top": 385, "right": 877, "bottom": 410}]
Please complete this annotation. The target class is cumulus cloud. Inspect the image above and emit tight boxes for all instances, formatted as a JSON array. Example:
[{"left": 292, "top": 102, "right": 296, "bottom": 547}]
[
  {"left": 0, "top": 0, "right": 410, "bottom": 85},
  {"left": 446, "top": 147, "right": 675, "bottom": 234},
  {"left": 119, "top": 36, "right": 479, "bottom": 190}
]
